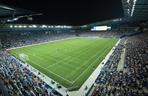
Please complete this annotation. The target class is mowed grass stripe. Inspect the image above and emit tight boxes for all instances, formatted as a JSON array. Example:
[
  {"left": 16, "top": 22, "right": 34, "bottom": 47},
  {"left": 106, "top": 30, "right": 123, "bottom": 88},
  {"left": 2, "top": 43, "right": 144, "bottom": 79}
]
[
  {"left": 46, "top": 38, "right": 100, "bottom": 61},
  {"left": 62, "top": 38, "right": 105, "bottom": 59},
  {"left": 69, "top": 40, "right": 117, "bottom": 88},
  {"left": 47, "top": 39, "right": 109, "bottom": 77},
  {"left": 72, "top": 44, "right": 112, "bottom": 83},
  {"left": 15, "top": 39, "right": 109, "bottom": 81},
  {"left": 9, "top": 37, "right": 118, "bottom": 90},
  {"left": 45, "top": 39, "right": 104, "bottom": 69},
  {"left": 67, "top": 42, "right": 110, "bottom": 80},
  {"left": 47, "top": 39, "right": 107, "bottom": 70},
  {"left": 68, "top": 41, "right": 112, "bottom": 81}
]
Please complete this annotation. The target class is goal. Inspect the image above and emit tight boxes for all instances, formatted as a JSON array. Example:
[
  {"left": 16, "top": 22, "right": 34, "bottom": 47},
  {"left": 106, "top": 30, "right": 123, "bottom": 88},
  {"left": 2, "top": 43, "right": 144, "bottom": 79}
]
[{"left": 19, "top": 53, "right": 29, "bottom": 62}]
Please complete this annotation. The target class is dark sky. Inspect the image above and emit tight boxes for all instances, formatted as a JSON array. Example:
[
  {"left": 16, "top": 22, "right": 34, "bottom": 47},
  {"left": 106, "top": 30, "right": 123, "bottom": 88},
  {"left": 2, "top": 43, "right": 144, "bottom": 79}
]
[{"left": 1, "top": 0, "right": 124, "bottom": 25}]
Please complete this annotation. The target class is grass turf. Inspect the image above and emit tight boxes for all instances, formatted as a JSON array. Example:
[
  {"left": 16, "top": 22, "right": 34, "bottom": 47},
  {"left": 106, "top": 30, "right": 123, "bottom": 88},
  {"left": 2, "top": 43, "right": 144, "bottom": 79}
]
[{"left": 9, "top": 37, "right": 118, "bottom": 90}]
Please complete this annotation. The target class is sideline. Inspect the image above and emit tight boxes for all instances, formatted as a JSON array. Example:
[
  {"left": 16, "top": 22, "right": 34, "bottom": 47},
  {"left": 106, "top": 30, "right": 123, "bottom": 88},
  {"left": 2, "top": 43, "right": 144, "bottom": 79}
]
[{"left": 7, "top": 37, "right": 120, "bottom": 96}]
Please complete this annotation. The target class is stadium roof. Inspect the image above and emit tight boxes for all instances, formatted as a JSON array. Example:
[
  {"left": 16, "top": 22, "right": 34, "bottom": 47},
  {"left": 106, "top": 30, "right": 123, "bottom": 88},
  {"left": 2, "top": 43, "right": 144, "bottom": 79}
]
[
  {"left": 0, "top": 5, "right": 33, "bottom": 17},
  {"left": 122, "top": 0, "right": 148, "bottom": 23},
  {"left": 0, "top": 4, "right": 42, "bottom": 24},
  {"left": 0, "top": 0, "right": 124, "bottom": 26}
]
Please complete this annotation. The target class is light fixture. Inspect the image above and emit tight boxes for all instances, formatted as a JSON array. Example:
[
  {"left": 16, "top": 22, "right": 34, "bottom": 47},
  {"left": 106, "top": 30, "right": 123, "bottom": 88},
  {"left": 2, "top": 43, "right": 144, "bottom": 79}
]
[
  {"left": 10, "top": 25, "right": 13, "bottom": 28},
  {"left": 131, "top": 0, "right": 137, "bottom": 16}
]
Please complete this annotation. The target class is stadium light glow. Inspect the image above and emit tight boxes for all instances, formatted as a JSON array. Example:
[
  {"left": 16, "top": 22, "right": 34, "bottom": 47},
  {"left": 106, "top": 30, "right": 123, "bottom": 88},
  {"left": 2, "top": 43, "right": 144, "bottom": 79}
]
[
  {"left": 0, "top": 5, "right": 15, "bottom": 11},
  {"left": 29, "top": 25, "right": 32, "bottom": 28},
  {"left": 10, "top": 25, "right": 13, "bottom": 28},
  {"left": 18, "top": 25, "right": 23, "bottom": 28},
  {"left": 14, "top": 25, "right": 18, "bottom": 28},
  {"left": 47, "top": 25, "right": 72, "bottom": 29},
  {"left": 131, "top": 0, "right": 137, "bottom": 16},
  {"left": 7, "top": 20, "right": 12, "bottom": 22},
  {"left": 67, "top": 26, "right": 72, "bottom": 28},
  {"left": 23, "top": 25, "right": 27, "bottom": 28},
  {"left": 32, "top": 25, "right": 37, "bottom": 28},
  {"left": 55, "top": 25, "right": 60, "bottom": 28},
  {"left": 48, "top": 26, "right": 52, "bottom": 28},
  {"left": 127, "top": 0, "right": 130, "bottom": 4},
  {"left": 127, "top": 9, "right": 130, "bottom": 15},
  {"left": 91, "top": 26, "right": 109, "bottom": 31},
  {"left": 107, "top": 26, "right": 111, "bottom": 30},
  {"left": 41, "top": 25, "right": 47, "bottom": 28}
]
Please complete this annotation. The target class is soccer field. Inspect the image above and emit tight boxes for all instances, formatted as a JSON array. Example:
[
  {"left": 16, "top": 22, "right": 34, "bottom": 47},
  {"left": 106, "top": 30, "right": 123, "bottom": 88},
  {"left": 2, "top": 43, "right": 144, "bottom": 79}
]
[{"left": 9, "top": 37, "right": 118, "bottom": 90}]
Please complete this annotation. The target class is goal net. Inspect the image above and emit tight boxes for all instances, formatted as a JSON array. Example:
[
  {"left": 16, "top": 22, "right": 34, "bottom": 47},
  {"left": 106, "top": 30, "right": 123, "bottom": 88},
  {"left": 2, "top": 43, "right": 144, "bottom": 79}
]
[{"left": 19, "top": 53, "right": 29, "bottom": 62}]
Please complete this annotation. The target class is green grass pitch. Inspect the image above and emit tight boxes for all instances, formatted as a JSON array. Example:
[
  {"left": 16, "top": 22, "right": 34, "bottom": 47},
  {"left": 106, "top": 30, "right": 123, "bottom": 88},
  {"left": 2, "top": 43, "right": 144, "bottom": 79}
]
[{"left": 9, "top": 37, "right": 118, "bottom": 90}]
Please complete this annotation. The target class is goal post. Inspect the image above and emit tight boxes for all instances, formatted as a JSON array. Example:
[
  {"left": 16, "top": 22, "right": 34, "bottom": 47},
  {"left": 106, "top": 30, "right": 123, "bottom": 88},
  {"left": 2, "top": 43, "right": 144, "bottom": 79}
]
[{"left": 19, "top": 53, "right": 29, "bottom": 62}]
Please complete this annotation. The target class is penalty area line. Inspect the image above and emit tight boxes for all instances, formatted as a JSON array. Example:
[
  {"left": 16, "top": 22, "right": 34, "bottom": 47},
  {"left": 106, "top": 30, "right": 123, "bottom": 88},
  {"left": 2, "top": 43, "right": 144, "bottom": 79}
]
[
  {"left": 71, "top": 46, "right": 110, "bottom": 84},
  {"left": 29, "top": 60, "right": 73, "bottom": 84}
]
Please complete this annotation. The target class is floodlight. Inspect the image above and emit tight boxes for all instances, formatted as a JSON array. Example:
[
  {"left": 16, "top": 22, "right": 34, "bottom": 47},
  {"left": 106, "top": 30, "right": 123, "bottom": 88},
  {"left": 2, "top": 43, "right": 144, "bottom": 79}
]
[
  {"left": 10, "top": 25, "right": 13, "bottom": 28},
  {"left": 29, "top": 25, "right": 33, "bottom": 28},
  {"left": 13, "top": 18, "right": 18, "bottom": 21},
  {"left": 91, "top": 26, "right": 109, "bottom": 31},
  {"left": 32, "top": 25, "right": 37, "bottom": 28},
  {"left": 14, "top": 25, "right": 18, "bottom": 28},
  {"left": 107, "top": 26, "right": 111, "bottom": 30},
  {"left": 18, "top": 25, "right": 22, "bottom": 28},
  {"left": 7, "top": 20, "right": 11, "bottom": 22},
  {"left": 23, "top": 25, "right": 27, "bottom": 28},
  {"left": 42, "top": 25, "right": 47, "bottom": 28}
]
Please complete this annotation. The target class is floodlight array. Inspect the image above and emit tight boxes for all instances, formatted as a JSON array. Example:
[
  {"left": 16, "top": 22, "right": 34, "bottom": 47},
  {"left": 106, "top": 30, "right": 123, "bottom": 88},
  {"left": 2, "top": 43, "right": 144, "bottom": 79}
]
[
  {"left": 9, "top": 25, "right": 72, "bottom": 29},
  {"left": 91, "top": 26, "right": 111, "bottom": 31}
]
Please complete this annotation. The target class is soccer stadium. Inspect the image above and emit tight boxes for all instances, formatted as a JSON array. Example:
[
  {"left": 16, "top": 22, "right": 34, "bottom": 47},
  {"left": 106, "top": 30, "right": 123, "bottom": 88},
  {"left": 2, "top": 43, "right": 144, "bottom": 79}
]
[{"left": 0, "top": 0, "right": 148, "bottom": 96}]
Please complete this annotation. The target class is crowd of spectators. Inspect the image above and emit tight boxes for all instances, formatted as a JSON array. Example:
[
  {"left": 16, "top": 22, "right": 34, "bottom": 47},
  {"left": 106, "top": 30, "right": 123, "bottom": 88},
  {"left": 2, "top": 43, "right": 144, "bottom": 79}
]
[
  {"left": 0, "top": 50, "right": 62, "bottom": 96},
  {"left": 0, "top": 32, "right": 76, "bottom": 49},
  {"left": 91, "top": 32, "right": 148, "bottom": 96},
  {"left": 0, "top": 31, "right": 127, "bottom": 96},
  {"left": 79, "top": 31, "right": 124, "bottom": 38},
  {"left": 0, "top": 31, "right": 129, "bottom": 49},
  {"left": 0, "top": 31, "right": 74, "bottom": 96},
  {"left": 0, "top": 30, "right": 145, "bottom": 96}
]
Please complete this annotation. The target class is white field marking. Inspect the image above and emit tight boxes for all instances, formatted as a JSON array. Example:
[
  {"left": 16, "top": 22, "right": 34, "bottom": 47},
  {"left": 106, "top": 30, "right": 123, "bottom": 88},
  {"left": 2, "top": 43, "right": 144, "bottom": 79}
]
[
  {"left": 18, "top": 48, "right": 60, "bottom": 64},
  {"left": 9, "top": 40, "right": 100, "bottom": 84},
  {"left": 20, "top": 49, "right": 80, "bottom": 74},
  {"left": 47, "top": 56, "right": 72, "bottom": 68},
  {"left": 18, "top": 47, "right": 81, "bottom": 66},
  {"left": 34, "top": 39, "right": 104, "bottom": 83},
  {"left": 9, "top": 37, "right": 112, "bottom": 84},
  {"left": 67, "top": 41, "right": 110, "bottom": 78},
  {"left": 13, "top": 37, "right": 101, "bottom": 69},
  {"left": 8, "top": 37, "right": 98, "bottom": 63},
  {"left": 58, "top": 39, "right": 104, "bottom": 62},
  {"left": 11, "top": 52, "right": 73, "bottom": 85},
  {"left": 8, "top": 37, "right": 101, "bottom": 63},
  {"left": 29, "top": 59, "right": 73, "bottom": 84},
  {"left": 22, "top": 48, "right": 81, "bottom": 68},
  {"left": 72, "top": 45, "right": 112, "bottom": 84},
  {"left": 16, "top": 49, "right": 73, "bottom": 84},
  {"left": 67, "top": 39, "right": 120, "bottom": 96},
  {"left": 7, "top": 36, "right": 103, "bottom": 51},
  {"left": 46, "top": 39, "right": 102, "bottom": 66},
  {"left": 60, "top": 40, "right": 106, "bottom": 78}
]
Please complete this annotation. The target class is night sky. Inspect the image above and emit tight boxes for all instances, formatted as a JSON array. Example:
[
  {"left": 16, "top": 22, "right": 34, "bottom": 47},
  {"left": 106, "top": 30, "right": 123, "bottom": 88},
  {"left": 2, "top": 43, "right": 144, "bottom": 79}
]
[{"left": 0, "top": 0, "right": 124, "bottom": 25}]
